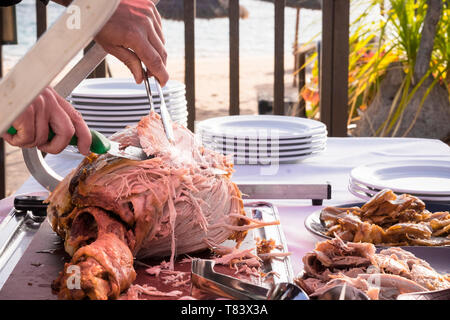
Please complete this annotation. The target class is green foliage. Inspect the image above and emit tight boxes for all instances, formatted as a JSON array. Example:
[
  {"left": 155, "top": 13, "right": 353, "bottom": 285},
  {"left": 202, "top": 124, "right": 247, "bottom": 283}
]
[{"left": 298, "top": 0, "right": 449, "bottom": 136}]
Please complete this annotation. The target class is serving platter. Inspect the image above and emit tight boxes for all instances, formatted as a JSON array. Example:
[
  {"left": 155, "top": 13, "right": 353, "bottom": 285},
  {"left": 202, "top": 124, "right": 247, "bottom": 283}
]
[
  {"left": 304, "top": 201, "right": 450, "bottom": 275},
  {"left": 0, "top": 201, "right": 293, "bottom": 300},
  {"left": 304, "top": 201, "right": 450, "bottom": 243}
]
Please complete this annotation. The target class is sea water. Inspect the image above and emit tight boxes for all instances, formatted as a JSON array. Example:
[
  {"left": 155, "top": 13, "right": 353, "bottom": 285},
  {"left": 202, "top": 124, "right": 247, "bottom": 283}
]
[
  {"left": 3, "top": 0, "right": 376, "bottom": 70},
  {"left": 2, "top": 0, "right": 321, "bottom": 68}
]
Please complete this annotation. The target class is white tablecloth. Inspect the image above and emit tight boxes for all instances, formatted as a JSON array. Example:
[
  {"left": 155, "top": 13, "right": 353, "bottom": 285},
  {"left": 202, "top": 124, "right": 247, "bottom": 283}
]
[{"left": 6, "top": 137, "right": 450, "bottom": 274}]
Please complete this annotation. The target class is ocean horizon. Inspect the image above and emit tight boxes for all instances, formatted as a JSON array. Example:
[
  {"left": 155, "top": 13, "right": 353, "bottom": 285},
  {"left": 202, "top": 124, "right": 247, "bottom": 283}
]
[
  {"left": 3, "top": 0, "right": 321, "bottom": 68},
  {"left": 3, "top": 0, "right": 374, "bottom": 70}
]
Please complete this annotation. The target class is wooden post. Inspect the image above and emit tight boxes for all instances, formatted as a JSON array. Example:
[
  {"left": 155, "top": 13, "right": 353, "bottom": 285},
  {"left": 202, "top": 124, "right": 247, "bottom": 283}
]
[
  {"left": 297, "top": 52, "right": 306, "bottom": 117},
  {"left": 293, "top": 8, "right": 300, "bottom": 87},
  {"left": 184, "top": 0, "right": 196, "bottom": 131},
  {"left": 320, "top": 0, "right": 349, "bottom": 137},
  {"left": 36, "top": 0, "right": 47, "bottom": 38},
  {"left": 229, "top": 0, "right": 240, "bottom": 116},
  {"left": 274, "top": 0, "right": 285, "bottom": 115}
]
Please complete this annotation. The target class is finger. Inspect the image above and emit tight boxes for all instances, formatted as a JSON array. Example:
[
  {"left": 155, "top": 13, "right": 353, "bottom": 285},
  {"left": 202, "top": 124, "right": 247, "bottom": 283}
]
[
  {"left": 106, "top": 45, "right": 144, "bottom": 83},
  {"left": 146, "top": 18, "right": 167, "bottom": 66},
  {"left": 33, "top": 92, "right": 51, "bottom": 147},
  {"left": 5, "top": 104, "right": 36, "bottom": 147},
  {"left": 38, "top": 91, "right": 75, "bottom": 154},
  {"left": 148, "top": 5, "right": 165, "bottom": 45},
  {"left": 134, "top": 39, "right": 169, "bottom": 86},
  {"left": 52, "top": 90, "right": 92, "bottom": 156},
  {"left": 150, "top": 1, "right": 162, "bottom": 27}
]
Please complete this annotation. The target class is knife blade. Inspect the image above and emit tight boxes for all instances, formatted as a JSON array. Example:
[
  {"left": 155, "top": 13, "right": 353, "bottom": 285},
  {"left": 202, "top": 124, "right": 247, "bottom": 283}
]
[{"left": 8, "top": 126, "right": 147, "bottom": 160}]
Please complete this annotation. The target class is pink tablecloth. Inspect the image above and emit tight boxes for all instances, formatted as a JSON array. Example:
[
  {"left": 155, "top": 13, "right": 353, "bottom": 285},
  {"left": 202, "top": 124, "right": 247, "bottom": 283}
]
[{"left": 5, "top": 137, "right": 450, "bottom": 276}]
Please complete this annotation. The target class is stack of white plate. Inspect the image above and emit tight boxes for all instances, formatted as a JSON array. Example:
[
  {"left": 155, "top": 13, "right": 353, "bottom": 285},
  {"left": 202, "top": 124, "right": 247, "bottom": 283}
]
[
  {"left": 349, "top": 160, "right": 450, "bottom": 201},
  {"left": 69, "top": 78, "right": 188, "bottom": 137},
  {"left": 197, "top": 115, "right": 327, "bottom": 164}
]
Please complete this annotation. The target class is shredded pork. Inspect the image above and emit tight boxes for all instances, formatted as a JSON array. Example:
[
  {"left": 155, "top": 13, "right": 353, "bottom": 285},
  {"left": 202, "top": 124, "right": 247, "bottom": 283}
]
[{"left": 47, "top": 112, "right": 264, "bottom": 300}]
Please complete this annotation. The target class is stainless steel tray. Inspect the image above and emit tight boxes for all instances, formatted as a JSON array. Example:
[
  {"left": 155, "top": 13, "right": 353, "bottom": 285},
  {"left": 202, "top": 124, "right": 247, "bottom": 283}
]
[
  {"left": 0, "top": 208, "right": 45, "bottom": 290},
  {"left": 240, "top": 201, "right": 294, "bottom": 286}
]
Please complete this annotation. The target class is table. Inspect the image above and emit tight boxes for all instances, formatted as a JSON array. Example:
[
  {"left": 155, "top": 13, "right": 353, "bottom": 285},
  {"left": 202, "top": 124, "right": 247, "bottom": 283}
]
[{"left": 2, "top": 137, "right": 449, "bottom": 275}]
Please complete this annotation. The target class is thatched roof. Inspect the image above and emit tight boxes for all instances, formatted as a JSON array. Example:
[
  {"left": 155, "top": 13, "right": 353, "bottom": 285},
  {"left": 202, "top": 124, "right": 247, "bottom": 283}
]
[
  {"left": 259, "top": 0, "right": 321, "bottom": 10},
  {"left": 156, "top": 0, "right": 249, "bottom": 21}
]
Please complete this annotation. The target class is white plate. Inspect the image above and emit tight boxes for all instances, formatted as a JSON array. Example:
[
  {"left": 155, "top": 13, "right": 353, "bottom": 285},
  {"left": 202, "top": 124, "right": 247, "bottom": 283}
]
[
  {"left": 350, "top": 160, "right": 450, "bottom": 195},
  {"left": 71, "top": 78, "right": 186, "bottom": 98},
  {"left": 69, "top": 91, "right": 186, "bottom": 104},
  {"left": 349, "top": 178, "right": 450, "bottom": 199},
  {"left": 72, "top": 100, "right": 187, "bottom": 111},
  {"left": 230, "top": 150, "right": 324, "bottom": 164},
  {"left": 200, "top": 131, "right": 327, "bottom": 146},
  {"left": 82, "top": 112, "right": 187, "bottom": 122},
  {"left": 77, "top": 105, "right": 187, "bottom": 116},
  {"left": 206, "top": 144, "right": 326, "bottom": 157},
  {"left": 197, "top": 115, "right": 326, "bottom": 140},
  {"left": 348, "top": 181, "right": 450, "bottom": 202},
  {"left": 203, "top": 140, "right": 326, "bottom": 154},
  {"left": 86, "top": 114, "right": 187, "bottom": 127},
  {"left": 201, "top": 136, "right": 327, "bottom": 152},
  {"left": 79, "top": 107, "right": 187, "bottom": 119}
]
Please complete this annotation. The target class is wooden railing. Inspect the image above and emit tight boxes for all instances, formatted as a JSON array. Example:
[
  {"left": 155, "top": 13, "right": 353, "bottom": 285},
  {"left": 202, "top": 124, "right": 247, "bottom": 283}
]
[{"left": 0, "top": 0, "right": 350, "bottom": 198}]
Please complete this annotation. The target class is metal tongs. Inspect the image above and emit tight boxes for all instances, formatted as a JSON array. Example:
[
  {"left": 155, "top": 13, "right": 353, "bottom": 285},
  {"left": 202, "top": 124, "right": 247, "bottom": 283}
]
[
  {"left": 142, "top": 67, "right": 175, "bottom": 144},
  {"left": 190, "top": 259, "right": 309, "bottom": 300}
]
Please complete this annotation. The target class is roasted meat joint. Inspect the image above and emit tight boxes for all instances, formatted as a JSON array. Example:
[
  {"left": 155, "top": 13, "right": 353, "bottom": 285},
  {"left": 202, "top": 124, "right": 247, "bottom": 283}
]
[{"left": 46, "top": 112, "right": 257, "bottom": 300}]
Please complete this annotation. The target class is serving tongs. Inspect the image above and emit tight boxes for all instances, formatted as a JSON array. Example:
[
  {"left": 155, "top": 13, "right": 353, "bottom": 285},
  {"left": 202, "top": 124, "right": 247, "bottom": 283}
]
[
  {"left": 190, "top": 259, "right": 309, "bottom": 300},
  {"left": 142, "top": 67, "right": 175, "bottom": 144}
]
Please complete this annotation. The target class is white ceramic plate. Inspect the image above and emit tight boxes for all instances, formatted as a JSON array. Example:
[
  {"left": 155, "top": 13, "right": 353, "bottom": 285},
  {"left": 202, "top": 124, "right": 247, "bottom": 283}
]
[
  {"left": 196, "top": 115, "right": 327, "bottom": 140},
  {"left": 200, "top": 129, "right": 327, "bottom": 144},
  {"left": 71, "top": 78, "right": 186, "bottom": 98},
  {"left": 69, "top": 91, "right": 186, "bottom": 104},
  {"left": 348, "top": 179, "right": 450, "bottom": 201},
  {"left": 76, "top": 105, "right": 187, "bottom": 116},
  {"left": 78, "top": 108, "right": 187, "bottom": 121},
  {"left": 203, "top": 139, "right": 327, "bottom": 154},
  {"left": 72, "top": 100, "right": 187, "bottom": 111},
  {"left": 230, "top": 150, "right": 324, "bottom": 164},
  {"left": 206, "top": 144, "right": 326, "bottom": 157},
  {"left": 86, "top": 113, "right": 187, "bottom": 127},
  {"left": 350, "top": 160, "right": 450, "bottom": 195},
  {"left": 201, "top": 135, "right": 327, "bottom": 151}
]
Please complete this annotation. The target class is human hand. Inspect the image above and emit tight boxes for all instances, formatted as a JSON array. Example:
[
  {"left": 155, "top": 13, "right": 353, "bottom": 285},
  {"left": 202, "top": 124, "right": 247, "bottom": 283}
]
[
  {"left": 2, "top": 87, "right": 92, "bottom": 156},
  {"left": 94, "top": 0, "right": 169, "bottom": 85}
]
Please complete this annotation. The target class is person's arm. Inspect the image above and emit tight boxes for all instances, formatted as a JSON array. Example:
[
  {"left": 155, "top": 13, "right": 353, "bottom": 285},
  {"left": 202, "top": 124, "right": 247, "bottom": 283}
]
[
  {"left": 50, "top": 0, "right": 168, "bottom": 85},
  {"left": 2, "top": 87, "right": 92, "bottom": 156}
]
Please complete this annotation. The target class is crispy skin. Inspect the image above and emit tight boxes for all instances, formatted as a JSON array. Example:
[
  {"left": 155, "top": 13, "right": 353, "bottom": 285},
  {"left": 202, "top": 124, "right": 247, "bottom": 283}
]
[
  {"left": 47, "top": 113, "right": 251, "bottom": 299},
  {"left": 295, "top": 237, "right": 450, "bottom": 299},
  {"left": 320, "top": 189, "right": 450, "bottom": 246}
]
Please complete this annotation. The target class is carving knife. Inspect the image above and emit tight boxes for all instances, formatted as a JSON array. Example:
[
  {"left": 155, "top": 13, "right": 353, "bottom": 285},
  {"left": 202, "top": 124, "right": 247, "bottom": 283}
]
[{"left": 7, "top": 126, "right": 147, "bottom": 161}]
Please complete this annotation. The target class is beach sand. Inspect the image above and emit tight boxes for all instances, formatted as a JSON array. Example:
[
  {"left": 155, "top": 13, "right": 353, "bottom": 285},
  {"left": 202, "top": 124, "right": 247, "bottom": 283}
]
[{"left": 4, "top": 54, "right": 298, "bottom": 196}]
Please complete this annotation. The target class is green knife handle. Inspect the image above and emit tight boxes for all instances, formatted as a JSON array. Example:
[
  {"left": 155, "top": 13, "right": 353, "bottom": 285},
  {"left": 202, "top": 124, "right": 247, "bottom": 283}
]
[{"left": 7, "top": 126, "right": 111, "bottom": 154}]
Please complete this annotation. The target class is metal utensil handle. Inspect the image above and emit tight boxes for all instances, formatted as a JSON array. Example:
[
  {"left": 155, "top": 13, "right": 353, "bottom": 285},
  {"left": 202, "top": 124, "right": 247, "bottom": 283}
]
[
  {"left": 142, "top": 67, "right": 155, "bottom": 112},
  {"left": 154, "top": 78, "right": 175, "bottom": 143}
]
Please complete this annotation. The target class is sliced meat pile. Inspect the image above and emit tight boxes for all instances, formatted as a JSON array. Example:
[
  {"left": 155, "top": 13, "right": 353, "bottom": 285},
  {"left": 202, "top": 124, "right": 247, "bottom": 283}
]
[
  {"left": 320, "top": 189, "right": 450, "bottom": 246},
  {"left": 295, "top": 236, "right": 450, "bottom": 300},
  {"left": 47, "top": 112, "right": 257, "bottom": 300}
]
